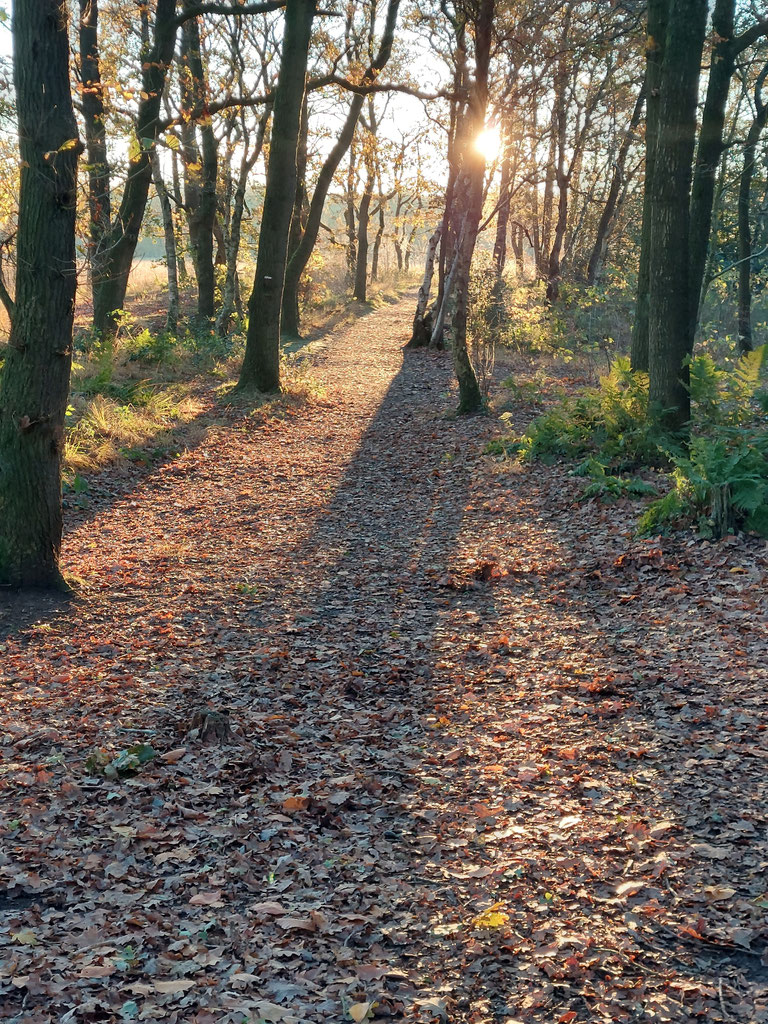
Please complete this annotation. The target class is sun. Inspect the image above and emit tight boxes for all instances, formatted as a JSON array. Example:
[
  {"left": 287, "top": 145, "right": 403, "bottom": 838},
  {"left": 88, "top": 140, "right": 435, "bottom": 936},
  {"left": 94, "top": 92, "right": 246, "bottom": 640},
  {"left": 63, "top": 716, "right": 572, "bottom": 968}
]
[{"left": 474, "top": 126, "right": 502, "bottom": 161}]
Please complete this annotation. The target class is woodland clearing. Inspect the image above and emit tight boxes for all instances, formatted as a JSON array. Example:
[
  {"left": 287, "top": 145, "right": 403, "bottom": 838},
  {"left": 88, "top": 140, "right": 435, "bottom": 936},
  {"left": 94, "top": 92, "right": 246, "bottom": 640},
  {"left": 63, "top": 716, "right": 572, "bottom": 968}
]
[{"left": 1, "top": 296, "right": 767, "bottom": 1024}]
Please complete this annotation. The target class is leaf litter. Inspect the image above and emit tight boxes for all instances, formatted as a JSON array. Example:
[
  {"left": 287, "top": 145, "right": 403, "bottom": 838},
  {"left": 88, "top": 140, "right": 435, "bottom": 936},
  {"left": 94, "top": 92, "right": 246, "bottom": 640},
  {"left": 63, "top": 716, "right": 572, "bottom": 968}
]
[{"left": 1, "top": 298, "right": 767, "bottom": 1022}]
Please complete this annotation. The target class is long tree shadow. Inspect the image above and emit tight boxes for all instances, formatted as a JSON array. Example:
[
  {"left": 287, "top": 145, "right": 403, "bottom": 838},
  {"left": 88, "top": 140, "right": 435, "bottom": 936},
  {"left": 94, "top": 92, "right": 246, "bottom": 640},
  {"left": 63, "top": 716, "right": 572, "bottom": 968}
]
[{"left": 228, "top": 342, "right": 767, "bottom": 1020}]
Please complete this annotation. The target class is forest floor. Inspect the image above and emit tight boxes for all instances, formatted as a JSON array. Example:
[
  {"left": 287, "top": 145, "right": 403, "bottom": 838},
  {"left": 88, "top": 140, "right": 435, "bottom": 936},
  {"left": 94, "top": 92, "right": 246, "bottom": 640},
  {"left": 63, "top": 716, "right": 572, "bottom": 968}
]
[{"left": 1, "top": 296, "right": 767, "bottom": 1024}]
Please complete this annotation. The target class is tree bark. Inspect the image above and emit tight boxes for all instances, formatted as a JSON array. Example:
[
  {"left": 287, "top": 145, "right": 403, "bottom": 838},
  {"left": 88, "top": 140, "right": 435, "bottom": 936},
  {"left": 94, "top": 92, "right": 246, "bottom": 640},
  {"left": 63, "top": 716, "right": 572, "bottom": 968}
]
[
  {"left": 648, "top": 0, "right": 708, "bottom": 431},
  {"left": 0, "top": 0, "right": 82, "bottom": 588},
  {"left": 408, "top": 223, "right": 441, "bottom": 347},
  {"left": 79, "top": 0, "right": 111, "bottom": 289},
  {"left": 180, "top": 6, "right": 218, "bottom": 321},
  {"left": 353, "top": 118, "right": 376, "bottom": 302},
  {"left": 151, "top": 148, "right": 181, "bottom": 332},
  {"left": 238, "top": 0, "right": 316, "bottom": 392},
  {"left": 217, "top": 106, "right": 270, "bottom": 336},
  {"left": 545, "top": 8, "right": 571, "bottom": 303},
  {"left": 688, "top": 0, "right": 737, "bottom": 337},
  {"left": 448, "top": 0, "right": 494, "bottom": 414},
  {"left": 631, "top": 0, "right": 668, "bottom": 372}
]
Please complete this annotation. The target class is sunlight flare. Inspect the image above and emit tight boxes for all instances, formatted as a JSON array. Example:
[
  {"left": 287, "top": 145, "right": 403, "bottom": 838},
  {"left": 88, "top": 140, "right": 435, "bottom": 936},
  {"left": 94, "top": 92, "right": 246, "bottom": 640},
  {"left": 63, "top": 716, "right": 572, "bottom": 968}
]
[{"left": 474, "top": 125, "right": 501, "bottom": 161}]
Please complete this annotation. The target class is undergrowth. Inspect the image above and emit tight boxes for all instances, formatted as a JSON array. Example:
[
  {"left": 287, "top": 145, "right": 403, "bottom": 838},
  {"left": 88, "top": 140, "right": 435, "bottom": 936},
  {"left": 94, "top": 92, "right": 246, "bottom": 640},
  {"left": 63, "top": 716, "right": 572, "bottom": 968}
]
[{"left": 490, "top": 348, "right": 768, "bottom": 539}]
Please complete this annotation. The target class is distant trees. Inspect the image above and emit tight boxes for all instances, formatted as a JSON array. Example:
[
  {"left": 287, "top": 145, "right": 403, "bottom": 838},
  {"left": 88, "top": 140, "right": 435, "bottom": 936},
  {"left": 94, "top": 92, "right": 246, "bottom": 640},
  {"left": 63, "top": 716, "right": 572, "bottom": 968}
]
[{"left": 4, "top": 0, "right": 768, "bottom": 585}]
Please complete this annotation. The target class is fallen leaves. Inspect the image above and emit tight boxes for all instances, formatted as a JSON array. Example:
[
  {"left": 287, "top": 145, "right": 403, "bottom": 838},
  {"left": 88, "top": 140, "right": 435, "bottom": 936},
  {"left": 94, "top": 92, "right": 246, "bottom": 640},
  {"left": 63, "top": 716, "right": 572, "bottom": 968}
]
[{"left": 0, "top": 300, "right": 766, "bottom": 1023}]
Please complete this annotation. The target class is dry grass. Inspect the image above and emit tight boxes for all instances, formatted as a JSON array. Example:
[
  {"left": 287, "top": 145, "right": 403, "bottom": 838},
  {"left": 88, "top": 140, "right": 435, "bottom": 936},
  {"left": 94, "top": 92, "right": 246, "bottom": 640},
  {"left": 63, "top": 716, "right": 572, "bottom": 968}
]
[{"left": 65, "top": 384, "right": 203, "bottom": 475}]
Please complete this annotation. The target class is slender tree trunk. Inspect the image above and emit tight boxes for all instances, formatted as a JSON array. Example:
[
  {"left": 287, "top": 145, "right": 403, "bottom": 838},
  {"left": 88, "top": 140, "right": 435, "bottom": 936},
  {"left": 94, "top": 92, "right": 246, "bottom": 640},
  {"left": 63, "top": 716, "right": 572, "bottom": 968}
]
[
  {"left": 540, "top": 122, "right": 557, "bottom": 277},
  {"left": 648, "top": 0, "right": 708, "bottom": 431},
  {"left": 79, "top": 0, "right": 111, "bottom": 290},
  {"left": 737, "top": 67, "right": 768, "bottom": 355},
  {"left": 546, "top": 8, "right": 572, "bottom": 304},
  {"left": 586, "top": 83, "right": 645, "bottom": 285},
  {"left": 170, "top": 146, "right": 190, "bottom": 283},
  {"left": 217, "top": 108, "right": 269, "bottom": 336},
  {"left": 408, "top": 223, "right": 441, "bottom": 347},
  {"left": 631, "top": 0, "right": 668, "bottom": 372},
  {"left": 180, "top": 8, "right": 217, "bottom": 321},
  {"left": 345, "top": 144, "right": 358, "bottom": 285},
  {"left": 238, "top": 0, "right": 316, "bottom": 392},
  {"left": 151, "top": 148, "right": 181, "bottom": 332},
  {"left": 371, "top": 189, "right": 385, "bottom": 282},
  {"left": 354, "top": 138, "right": 375, "bottom": 302},
  {"left": 688, "top": 0, "right": 737, "bottom": 335},
  {"left": 0, "top": 0, "right": 82, "bottom": 588},
  {"left": 91, "top": 0, "right": 178, "bottom": 338},
  {"left": 449, "top": 0, "right": 494, "bottom": 414}
]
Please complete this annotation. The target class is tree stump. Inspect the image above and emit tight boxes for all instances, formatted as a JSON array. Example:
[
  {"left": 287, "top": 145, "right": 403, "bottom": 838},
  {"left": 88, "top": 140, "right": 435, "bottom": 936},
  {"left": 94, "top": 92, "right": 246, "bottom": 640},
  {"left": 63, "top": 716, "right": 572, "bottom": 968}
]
[{"left": 188, "top": 710, "right": 234, "bottom": 745}]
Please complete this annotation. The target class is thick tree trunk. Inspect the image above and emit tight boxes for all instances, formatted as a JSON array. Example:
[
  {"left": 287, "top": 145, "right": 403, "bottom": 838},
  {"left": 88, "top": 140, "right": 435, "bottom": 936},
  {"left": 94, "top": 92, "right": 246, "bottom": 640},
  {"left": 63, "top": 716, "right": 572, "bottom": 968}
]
[
  {"left": 648, "top": 0, "right": 708, "bottom": 432},
  {"left": 0, "top": 0, "right": 81, "bottom": 588},
  {"left": 737, "top": 67, "right": 768, "bottom": 355},
  {"left": 408, "top": 224, "right": 441, "bottom": 347},
  {"left": 586, "top": 83, "right": 645, "bottom": 285},
  {"left": 631, "top": 0, "right": 668, "bottom": 373},
  {"left": 238, "top": 0, "right": 316, "bottom": 392}
]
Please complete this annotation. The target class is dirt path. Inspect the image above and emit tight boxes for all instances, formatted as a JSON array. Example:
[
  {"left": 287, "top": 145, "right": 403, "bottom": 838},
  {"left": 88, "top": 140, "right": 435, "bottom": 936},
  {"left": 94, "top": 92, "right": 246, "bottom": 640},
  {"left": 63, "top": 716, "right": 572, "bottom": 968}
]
[{"left": 1, "top": 297, "right": 767, "bottom": 1024}]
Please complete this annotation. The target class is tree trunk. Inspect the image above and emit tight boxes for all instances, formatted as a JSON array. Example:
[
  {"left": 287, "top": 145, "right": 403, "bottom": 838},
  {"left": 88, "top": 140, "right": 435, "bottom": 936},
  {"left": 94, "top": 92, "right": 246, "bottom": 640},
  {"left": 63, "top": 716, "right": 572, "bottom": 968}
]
[
  {"left": 79, "top": 0, "right": 111, "bottom": 289},
  {"left": 371, "top": 189, "right": 385, "bottom": 282},
  {"left": 151, "top": 148, "right": 181, "bottom": 333},
  {"left": 449, "top": 0, "right": 494, "bottom": 414},
  {"left": 688, "top": 0, "right": 737, "bottom": 335},
  {"left": 545, "top": 7, "right": 572, "bottom": 304},
  {"left": 408, "top": 223, "right": 441, "bottom": 347},
  {"left": 345, "top": 143, "right": 358, "bottom": 286},
  {"left": 281, "top": 0, "right": 400, "bottom": 337},
  {"left": 354, "top": 138, "right": 375, "bottom": 302},
  {"left": 238, "top": 0, "right": 316, "bottom": 392},
  {"left": 0, "top": 0, "right": 81, "bottom": 588},
  {"left": 217, "top": 107, "right": 270, "bottom": 336},
  {"left": 648, "top": 0, "right": 708, "bottom": 432},
  {"left": 631, "top": 0, "right": 668, "bottom": 372},
  {"left": 737, "top": 66, "right": 768, "bottom": 355},
  {"left": 180, "top": 7, "right": 218, "bottom": 322},
  {"left": 91, "top": 0, "right": 178, "bottom": 338}
]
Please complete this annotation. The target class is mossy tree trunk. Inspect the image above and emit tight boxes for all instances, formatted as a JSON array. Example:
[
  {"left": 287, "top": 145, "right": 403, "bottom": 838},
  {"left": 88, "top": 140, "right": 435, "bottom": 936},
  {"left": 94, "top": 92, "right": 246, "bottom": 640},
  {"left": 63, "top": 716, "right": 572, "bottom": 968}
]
[{"left": 0, "top": 0, "right": 82, "bottom": 588}]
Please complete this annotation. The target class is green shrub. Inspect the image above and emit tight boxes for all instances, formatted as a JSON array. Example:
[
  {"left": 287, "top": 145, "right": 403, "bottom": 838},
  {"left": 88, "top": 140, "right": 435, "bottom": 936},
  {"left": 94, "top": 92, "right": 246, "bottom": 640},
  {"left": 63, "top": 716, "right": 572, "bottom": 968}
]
[
  {"left": 513, "top": 357, "right": 662, "bottom": 469},
  {"left": 496, "top": 345, "right": 768, "bottom": 538}
]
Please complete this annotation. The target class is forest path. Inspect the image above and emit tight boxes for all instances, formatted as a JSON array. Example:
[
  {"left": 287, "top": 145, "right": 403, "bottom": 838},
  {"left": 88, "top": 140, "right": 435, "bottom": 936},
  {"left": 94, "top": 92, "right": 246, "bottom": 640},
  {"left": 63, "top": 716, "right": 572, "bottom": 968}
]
[{"left": 1, "top": 296, "right": 767, "bottom": 1023}]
